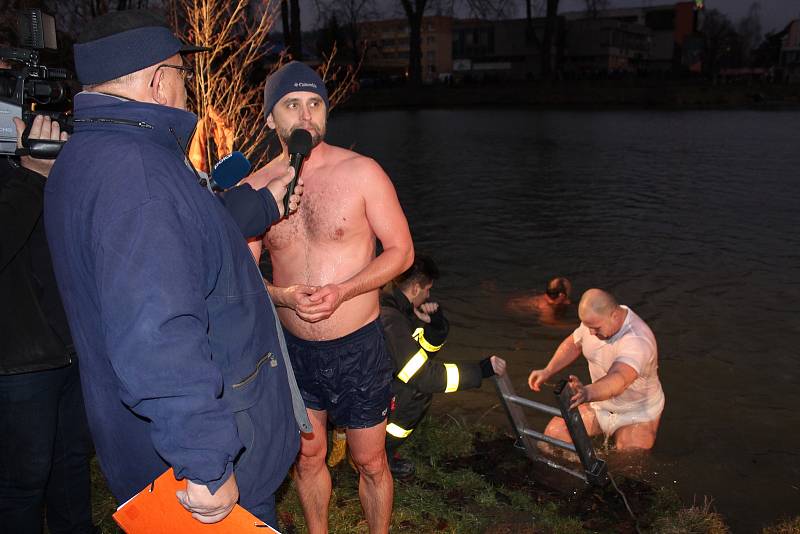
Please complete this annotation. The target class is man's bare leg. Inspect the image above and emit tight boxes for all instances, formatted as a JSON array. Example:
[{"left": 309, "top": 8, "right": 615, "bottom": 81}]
[
  {"left": 294, "top": 409, "right": 331, "bottom": 534},
  {"left": 543, "top": 404, "right": 603, "bottom": 443},
  {"left": 613, "top": 416, "right": 660, "bottom": 450},
  {"left": 539, "top": 405, "right": 602, "bottom": 458},
  {"left": 347, "top": 420, "right": 393, "bottom": 534}
]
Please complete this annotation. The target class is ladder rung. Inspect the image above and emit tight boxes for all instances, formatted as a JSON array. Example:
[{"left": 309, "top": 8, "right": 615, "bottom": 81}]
[
  {"left": 503, "top": 393, "right": 562, "bottom": 417},
  {"left": 534, "top": 455, "right": 587, "bottom": 482},
  {"left": 522, "top": 427, "right": 577, "bottom": 452}
]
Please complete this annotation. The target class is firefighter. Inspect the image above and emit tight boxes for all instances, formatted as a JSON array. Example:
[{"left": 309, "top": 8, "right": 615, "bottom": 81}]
[{"left": 379, "top": 254, "right": 506, "bottom": 476}]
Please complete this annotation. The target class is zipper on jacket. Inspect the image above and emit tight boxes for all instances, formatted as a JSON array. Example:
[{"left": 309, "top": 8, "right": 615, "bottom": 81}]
[
  {"left": 168, "top": 125, "right": 208, "bottom": 189},
  {"left": 73, "top": 117, "right": 153, "bottom": 129},
  {"left": 232, "top": 352, "right": 275, "bottom": 389}
]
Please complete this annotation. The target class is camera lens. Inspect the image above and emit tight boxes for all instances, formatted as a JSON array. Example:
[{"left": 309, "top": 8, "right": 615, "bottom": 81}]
[{"left": 25, "top": 78, "right": 69, "bottom": 105}]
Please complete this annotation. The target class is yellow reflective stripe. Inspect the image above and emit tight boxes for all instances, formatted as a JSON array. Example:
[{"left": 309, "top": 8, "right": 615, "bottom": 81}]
[
  {"left": 386, "top": 423, "right": 413, "bottom": 438},
  {"left": 443, "top": 363, "right": 460, "bottom": 392},
  {"left": 412, "top": 327, "right": 444, "bottom": 353},
  {"left": 397, "top": 349, "right": 428, "bottom": 383}
]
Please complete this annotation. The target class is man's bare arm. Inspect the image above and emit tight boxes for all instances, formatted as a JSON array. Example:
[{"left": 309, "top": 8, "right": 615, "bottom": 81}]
[
  {"left": 566, "top": 361, "right": 638, "bottom": 409},
  {"left": 581, "top": 361, "right": 638, "bottom": 403},
  {"left": 247, "top": 237, "right": 263, "bottom": 263},
  {"left": 300, "top": 158, "right": 413, "bottom": 322},
  {"left": 246, "top": 239, "right": 318, "bottom": 310},
  {"left": 528, "top": 335, "right": 583, "bottom": 391}
]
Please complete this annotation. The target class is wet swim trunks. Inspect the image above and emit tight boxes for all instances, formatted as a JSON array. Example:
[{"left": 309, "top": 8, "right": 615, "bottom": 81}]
[
  {"left": 284, "top": 320, "right": 393, "bottom": 428},
  {"left": 590, "top": 392, "right": 665, "bottom": 437}
]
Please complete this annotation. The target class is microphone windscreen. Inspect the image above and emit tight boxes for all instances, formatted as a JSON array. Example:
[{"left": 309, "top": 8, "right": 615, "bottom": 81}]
[
  {"left": 211, "top": 151, "right": 252, "bottom": 190},
  {"left": 288, "top": 129, "right": 313, "bottom": 157}
]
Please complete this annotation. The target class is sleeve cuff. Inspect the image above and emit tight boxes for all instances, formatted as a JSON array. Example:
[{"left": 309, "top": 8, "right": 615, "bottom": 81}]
[
  {"left": 217, "top": 184, "right": 280, "bottom": 237},
  {"left": 256, "top": 187, "right": 280, "bottom": 225},
  {"left": 191, "top": 461, "right": 234, "bottom": 495}
]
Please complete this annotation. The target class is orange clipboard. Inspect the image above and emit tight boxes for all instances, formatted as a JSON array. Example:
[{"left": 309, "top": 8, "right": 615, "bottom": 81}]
[{"left": 112, "top": 468, "right": 280, "bottom": 533}]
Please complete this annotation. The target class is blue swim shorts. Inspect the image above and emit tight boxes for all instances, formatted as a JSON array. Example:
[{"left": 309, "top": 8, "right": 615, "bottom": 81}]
[{"left": 284, "top": 319, "right": 393, "bottom": 429}]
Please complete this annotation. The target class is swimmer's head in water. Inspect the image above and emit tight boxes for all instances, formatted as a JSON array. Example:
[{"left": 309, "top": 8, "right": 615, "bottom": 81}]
[{"left": 545, "top": 277, "right": 572, "bottom": 301}]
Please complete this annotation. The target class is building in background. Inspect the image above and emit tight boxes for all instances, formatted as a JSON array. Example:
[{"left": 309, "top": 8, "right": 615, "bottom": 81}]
[
  {"left": 562, "top": 1, "right": 703, "bottom": 74},
  {"left": 359, "top": 16, "right": 452, "bottom": 83},
  {"left": 356, "top": 2, "right": 714, "bottom": 83},
  {"left": 452, "top": 17, "right": 560, "bottom": 81},
  {"left": 563, "top": 18, "right": 650, "bottom": 76}
]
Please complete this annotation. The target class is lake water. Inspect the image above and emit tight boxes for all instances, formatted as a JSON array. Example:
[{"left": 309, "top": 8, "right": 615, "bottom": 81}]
[{"left": 327, "top": 109, "right": 800, "bottom": 532}]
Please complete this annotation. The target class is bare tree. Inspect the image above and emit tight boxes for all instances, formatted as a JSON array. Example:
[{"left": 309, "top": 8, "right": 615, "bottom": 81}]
[
  {"left": 701, "top": 8, "right": 742, "bottom": 76},
  {"left": 281, "top": 0, "right": 290, "bottom": 48},
  {"left": 170, "top": 0, "right": 358, "bottom": 171},
  {"left": 583, "top": 0, "right": 609, "bottom": 19},
  {"left": 737, "top": 1, "right": 761, "bottom": 66},
  {"left": 279, "top": 0, "right": 302, "bottom": 59},
  {"left": 290, "top": 0, "right": 301, "bottom": 59},
  {"left": 541, "top": 0, "right": 559, "bottom": 78},
  {"left": 400, "top": 0, "right": 427, "bottom": 86},
  {"left": 313, "top": 0, "right": 377, "bottom": 62},
  {"left": 524, "top": 0, "right": 544, "bottom": 49},
  {"left": 461, "top": 0, "right": 515, "bottom": 19}
]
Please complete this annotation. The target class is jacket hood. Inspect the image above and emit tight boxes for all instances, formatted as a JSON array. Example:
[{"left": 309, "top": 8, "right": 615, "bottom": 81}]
[{"left": 73, "top": 92, "right": 198, "bottom": 152}]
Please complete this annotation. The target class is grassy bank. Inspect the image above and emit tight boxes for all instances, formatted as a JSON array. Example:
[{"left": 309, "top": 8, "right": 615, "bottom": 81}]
[
  {"left": 86, "top": 417, "right": 798, "bottom": 533},
  {"left": 339, "top": 80, "right": 800, "bottom": 111}
]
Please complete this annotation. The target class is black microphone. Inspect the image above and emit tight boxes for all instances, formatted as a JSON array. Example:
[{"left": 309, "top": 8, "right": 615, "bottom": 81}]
[
  {"left": 284, "top": 129, "right": 313, "bottom": 215},
  {"left": 209, "top": 151, "right": 251, "bottom": 191}
]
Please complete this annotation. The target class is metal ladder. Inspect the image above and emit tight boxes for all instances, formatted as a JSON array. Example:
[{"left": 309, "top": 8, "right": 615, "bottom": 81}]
[{"left": 493, "top": 373, "right": 608, "bottom": 486}]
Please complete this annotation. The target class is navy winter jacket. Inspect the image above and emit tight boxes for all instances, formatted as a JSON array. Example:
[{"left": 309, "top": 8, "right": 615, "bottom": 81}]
[{"left": 45, "top": 92, "right": 310, "bottom": 506}]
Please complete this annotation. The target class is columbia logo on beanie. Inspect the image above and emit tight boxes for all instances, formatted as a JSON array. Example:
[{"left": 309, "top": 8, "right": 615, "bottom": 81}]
[{"left": 264, "top": 62, "right": 329, "bottom": 118}]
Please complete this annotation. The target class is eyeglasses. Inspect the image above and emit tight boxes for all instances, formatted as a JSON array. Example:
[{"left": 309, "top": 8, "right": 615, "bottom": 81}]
[{"left": 149, "top": 64, "right": 194, "bottom": 87}]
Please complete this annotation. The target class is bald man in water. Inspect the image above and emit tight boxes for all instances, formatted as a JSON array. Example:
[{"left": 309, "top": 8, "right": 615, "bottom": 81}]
[{"left": 528, "top": 289, "right": 665, "bottom": 450}]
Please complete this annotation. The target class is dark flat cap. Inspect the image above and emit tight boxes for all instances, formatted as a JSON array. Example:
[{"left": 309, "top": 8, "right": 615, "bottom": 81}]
[{"left": 74, "top": 9, "right": 208, "bottom": 85}]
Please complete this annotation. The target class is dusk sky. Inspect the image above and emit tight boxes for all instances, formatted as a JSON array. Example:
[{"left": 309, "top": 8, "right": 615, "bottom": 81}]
[{"left": 300, "top": 0, "right": 799, "bottom": 35}]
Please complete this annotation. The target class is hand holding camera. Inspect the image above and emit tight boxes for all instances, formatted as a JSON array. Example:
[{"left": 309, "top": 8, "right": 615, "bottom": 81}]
[{"left": 14, "top": 114, "right": 68, "bottom": 177}]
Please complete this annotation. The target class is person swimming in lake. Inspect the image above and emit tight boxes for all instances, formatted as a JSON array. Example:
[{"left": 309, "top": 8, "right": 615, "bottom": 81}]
[{"left": 508, "top": 277, "right": 573, "bottom": 327}]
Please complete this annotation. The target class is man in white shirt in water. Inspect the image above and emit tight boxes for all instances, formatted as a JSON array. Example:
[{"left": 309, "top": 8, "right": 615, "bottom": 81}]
[{"left": 528, "top": 288, "right": 664, "bottom": 450}]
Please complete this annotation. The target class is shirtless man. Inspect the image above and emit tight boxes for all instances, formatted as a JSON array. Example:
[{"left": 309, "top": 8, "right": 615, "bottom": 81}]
[
  {"left": 528, "top": 289, "right": 664, "bottom": 450},
  {"left": 245, "top": 62, "right": 413, "bottom": 534}
]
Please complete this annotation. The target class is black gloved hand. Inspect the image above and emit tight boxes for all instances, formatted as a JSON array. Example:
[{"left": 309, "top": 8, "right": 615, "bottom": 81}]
[
  {"left": 479, "top": 357, "right": 495, "bottom": 378},
  {"left": 423, "top": 307, "right": 449, "bottom": 347}
]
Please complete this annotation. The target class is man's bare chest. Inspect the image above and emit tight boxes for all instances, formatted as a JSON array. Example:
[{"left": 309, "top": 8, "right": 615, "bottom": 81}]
[{"left": 265, "top": 181, "right": 363, "bottom": 249}]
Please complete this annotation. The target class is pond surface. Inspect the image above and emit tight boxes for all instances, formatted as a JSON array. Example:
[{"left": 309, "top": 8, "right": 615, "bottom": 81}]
[{"left": 327, "top": 108, "right": 800, "bottom": 531}]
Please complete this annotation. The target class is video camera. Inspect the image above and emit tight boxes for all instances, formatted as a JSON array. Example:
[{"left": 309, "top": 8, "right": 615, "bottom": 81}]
[{"left": 1, "top": 9, "right": 73, "bottom": 158}]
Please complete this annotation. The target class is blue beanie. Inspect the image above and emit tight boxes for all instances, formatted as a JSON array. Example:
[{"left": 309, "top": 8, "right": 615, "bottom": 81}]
[
  {"left": 263, "top": 61, "right": 329, "bottom": 118},
  {"left": 74, "top": 10, "right": 208, "bottom": 85}
]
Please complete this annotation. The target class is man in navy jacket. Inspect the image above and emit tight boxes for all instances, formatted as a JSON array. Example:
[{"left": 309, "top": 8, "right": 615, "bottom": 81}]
[{"left": 44, "top": 10, "right": 310, "bottom": 527}]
